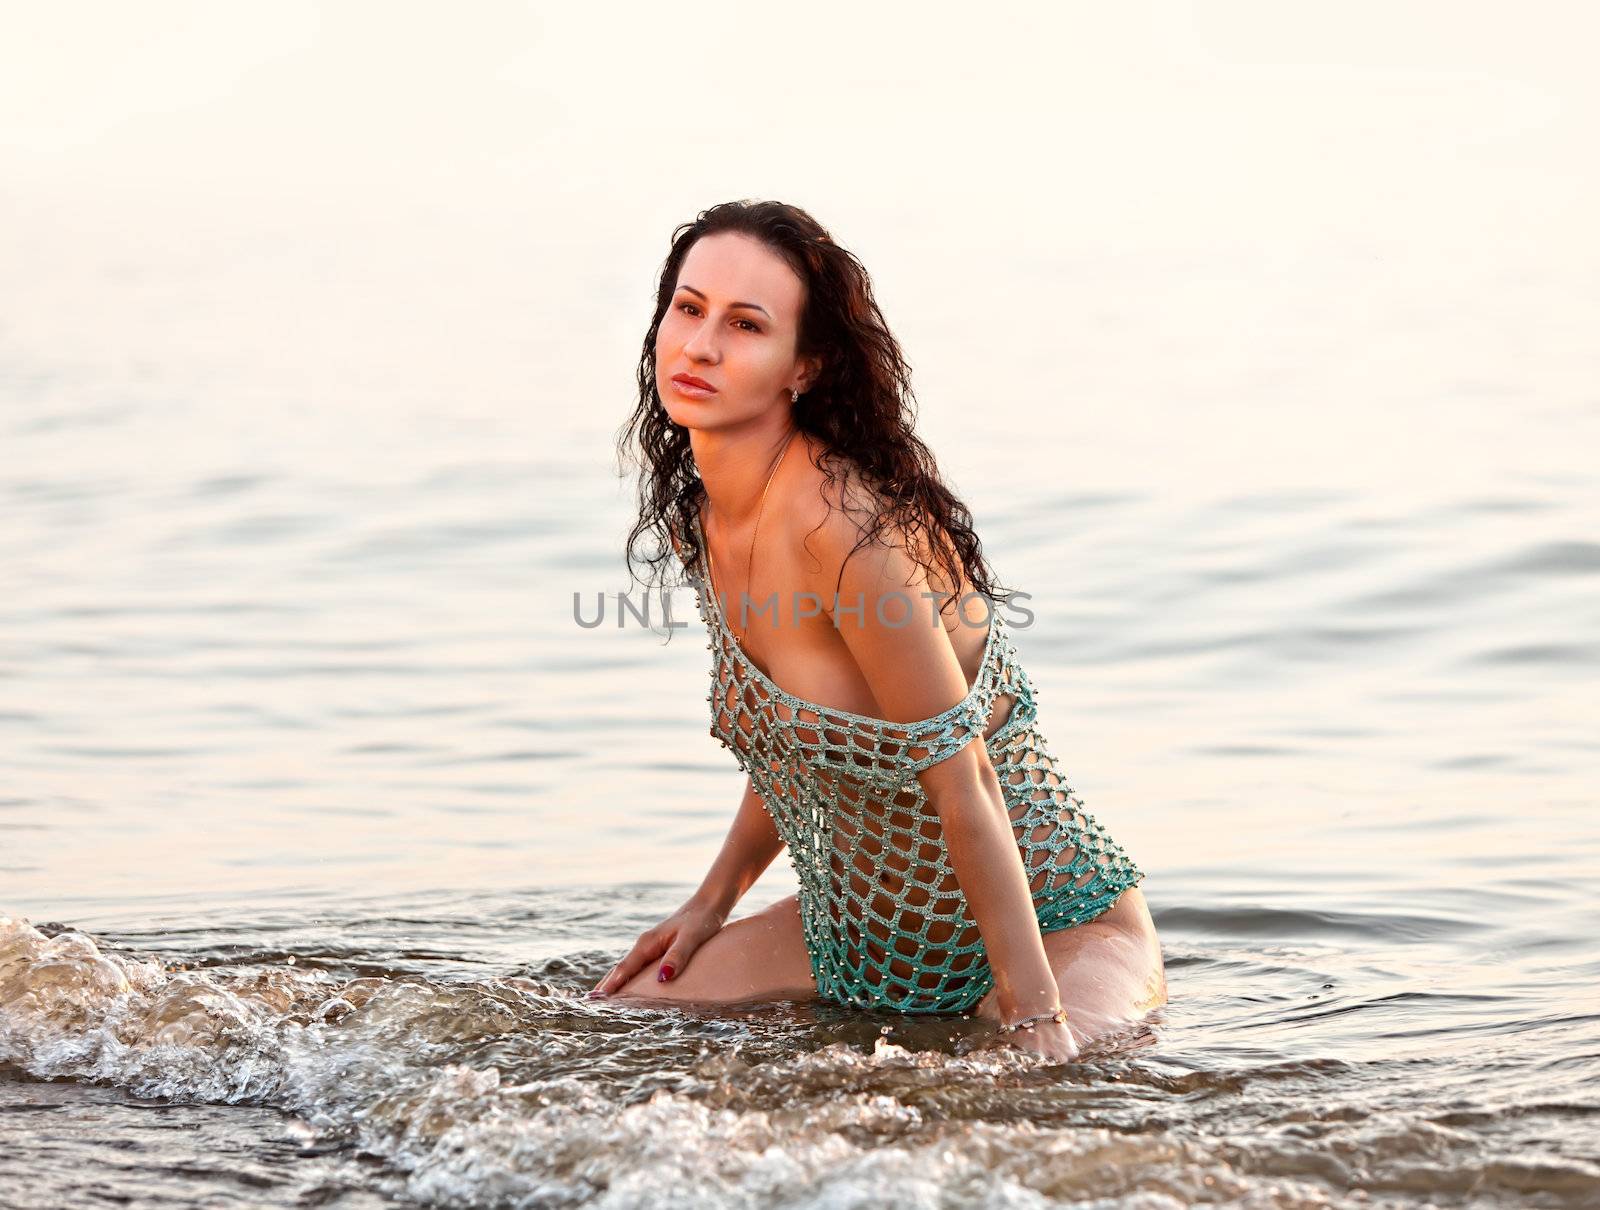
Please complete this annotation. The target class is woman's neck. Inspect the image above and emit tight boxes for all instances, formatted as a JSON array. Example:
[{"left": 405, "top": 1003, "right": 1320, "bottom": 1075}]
[{"left": 692, "top": 422, "right": 801, "bottom": 530}]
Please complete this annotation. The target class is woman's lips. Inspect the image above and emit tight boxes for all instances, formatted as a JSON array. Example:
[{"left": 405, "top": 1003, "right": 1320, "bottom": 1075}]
[{"left": 671, "top": 375, "right": 717, "bottom": 398}]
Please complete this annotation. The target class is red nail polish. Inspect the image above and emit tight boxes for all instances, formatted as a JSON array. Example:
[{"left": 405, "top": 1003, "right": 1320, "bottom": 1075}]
[{"left": 658, "top": 963, "right": 674, "bottom": 981}]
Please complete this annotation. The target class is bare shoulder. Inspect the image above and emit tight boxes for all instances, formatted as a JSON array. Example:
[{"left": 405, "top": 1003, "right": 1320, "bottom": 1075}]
[
  {"left": 780, "top": 438, "right": 896, "bottom": 584},
  {"left": 790, "top": 433, "right": 958, "bottom": 553}
]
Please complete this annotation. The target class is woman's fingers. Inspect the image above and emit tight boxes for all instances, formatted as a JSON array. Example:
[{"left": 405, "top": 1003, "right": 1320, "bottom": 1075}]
[
  {"left": 593, "top": 931, "right": 667, "bottom": 995},
  {"left": 655, "top": 937, "right": 697, "bottom": 982},
  {"left": 589, "top": 906, "right": 722, "bottom": 997}
]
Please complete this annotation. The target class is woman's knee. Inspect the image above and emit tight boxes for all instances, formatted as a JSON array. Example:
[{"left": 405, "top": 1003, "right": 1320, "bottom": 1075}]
[{"left": 611, "top": 895, "right": 812, "bottom": 1004}]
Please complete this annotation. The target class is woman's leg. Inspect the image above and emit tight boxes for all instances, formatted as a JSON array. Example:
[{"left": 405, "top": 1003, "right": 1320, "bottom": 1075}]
[
  {"left": 604, "top": 884, "right": 1166, "bottom": 1036},
  {"left": 972, "top": 884, "right": 1166, "bottom": 1038},
  {"left": 609, "top": 893, "right": 819, "bottom": 1006}
]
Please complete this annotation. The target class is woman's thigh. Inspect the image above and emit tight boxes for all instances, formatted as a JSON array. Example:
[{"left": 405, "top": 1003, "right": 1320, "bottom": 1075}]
[
  {"left": 972, "top": 885, "right": 1167, "bottom": 1037},
  {"left": 611, "top": 894, "right": 819, "bottom": 1006}
]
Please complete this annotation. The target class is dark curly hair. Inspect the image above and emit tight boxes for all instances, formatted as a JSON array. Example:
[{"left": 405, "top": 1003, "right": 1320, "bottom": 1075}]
[{"left": 614, "top": 199, "right": 1016, "bottom": 629}]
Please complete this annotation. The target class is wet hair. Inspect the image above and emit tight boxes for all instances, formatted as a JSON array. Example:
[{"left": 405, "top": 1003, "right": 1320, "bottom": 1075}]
[{"left": 614, "top": 198, "right": 1016, "bottom": 623}]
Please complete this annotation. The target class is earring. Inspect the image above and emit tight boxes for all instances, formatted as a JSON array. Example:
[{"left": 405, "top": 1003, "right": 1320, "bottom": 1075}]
[{"left": 790, "top": 388, "right": 800, "bottom": 403}]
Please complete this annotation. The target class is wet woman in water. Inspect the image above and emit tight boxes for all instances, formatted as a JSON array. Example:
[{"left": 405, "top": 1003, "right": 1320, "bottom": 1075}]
[{"left": 592, "top": 200, "right": 1165, "bottom": 1061}]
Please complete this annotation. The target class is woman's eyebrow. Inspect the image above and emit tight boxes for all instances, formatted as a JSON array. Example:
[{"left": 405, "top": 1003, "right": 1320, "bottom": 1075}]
[{"left": 675, "top": 283, "right": 772, "bottom": 319}]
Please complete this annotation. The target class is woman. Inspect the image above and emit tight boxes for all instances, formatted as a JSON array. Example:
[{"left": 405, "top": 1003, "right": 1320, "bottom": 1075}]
[{"left": 591, "top": 201, "right": 1165, "bottom": 1061}]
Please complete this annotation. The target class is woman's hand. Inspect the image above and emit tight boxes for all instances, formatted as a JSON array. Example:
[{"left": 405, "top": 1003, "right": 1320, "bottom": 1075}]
[
  {"left": 999, "top": 1018, "right": 1081, "bottom": 1062},
  {"left": 588, "top": 898, "right": 727, "bottom": 997}
]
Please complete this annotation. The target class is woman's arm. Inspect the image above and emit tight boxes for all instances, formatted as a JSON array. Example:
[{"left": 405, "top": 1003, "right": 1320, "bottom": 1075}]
[
  {"left": 911, "top": 736, "right": 1061, "bottom": 1021},
  {"left": 591, "top": 776, "right": 785, "bottom": 994},
  {"left": 688, "top": 775, "right": 787, "bottom": 919},
  {"left": 811, "top": 506, "right": 1062, "bottom": 1024}
]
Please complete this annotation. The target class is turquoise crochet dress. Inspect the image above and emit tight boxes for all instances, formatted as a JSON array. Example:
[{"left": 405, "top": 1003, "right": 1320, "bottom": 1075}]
[{"left": 685, "top": 511, "right": 1145, "bottom": 1015}]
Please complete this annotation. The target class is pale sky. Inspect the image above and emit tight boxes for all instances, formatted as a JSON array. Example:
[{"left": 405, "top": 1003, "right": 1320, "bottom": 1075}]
[{"left": 3, "top": 1, "right": 1593, "bottom": 257}]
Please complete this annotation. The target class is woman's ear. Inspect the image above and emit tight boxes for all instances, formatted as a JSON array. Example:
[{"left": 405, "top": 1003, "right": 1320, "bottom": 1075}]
[{"left": 797, "top": 354, "right": 823, "bottom": 395}]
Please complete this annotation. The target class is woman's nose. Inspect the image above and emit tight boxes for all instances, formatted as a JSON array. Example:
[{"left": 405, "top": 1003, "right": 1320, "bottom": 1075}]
[{"left": 682, "top": 323, "right": 720, "bottom": 361}]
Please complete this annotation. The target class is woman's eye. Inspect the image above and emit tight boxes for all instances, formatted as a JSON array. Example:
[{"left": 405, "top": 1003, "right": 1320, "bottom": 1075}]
[{"left": 677, "top": 303, "right": 758, "bottom": 333}]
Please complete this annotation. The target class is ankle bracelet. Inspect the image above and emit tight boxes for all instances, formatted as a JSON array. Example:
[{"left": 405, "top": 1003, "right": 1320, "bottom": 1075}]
[{"left": 997, "top": 1007, "right": 1069, "bottom": 1034}]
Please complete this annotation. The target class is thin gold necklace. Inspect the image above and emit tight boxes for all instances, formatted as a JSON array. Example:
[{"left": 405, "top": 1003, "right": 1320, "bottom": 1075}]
[{"left": 705, "top": 427, "right": 798, "bottom": 645}]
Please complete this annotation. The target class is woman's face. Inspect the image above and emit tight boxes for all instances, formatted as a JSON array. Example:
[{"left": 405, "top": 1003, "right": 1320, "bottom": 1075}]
[{"left": 655, "top": 231, "right": 815, "bottom": 431}]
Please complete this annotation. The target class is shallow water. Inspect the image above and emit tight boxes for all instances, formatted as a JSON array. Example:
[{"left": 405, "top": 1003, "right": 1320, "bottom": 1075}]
[
  {"left": 6, "top": 362, "right": 1599, "bottom": 1210},
  {"left": 5, "top": 25, "right": 1600, "bottom": 1204},
  {"left": 3, "top": 876, "right": 1597, "bottom": 1209}
]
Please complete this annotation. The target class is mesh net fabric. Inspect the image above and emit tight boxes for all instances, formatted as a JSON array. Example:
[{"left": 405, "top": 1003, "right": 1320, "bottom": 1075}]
[{"left": 684, "top": 513, "right": 1145, "bottom": 1015}]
